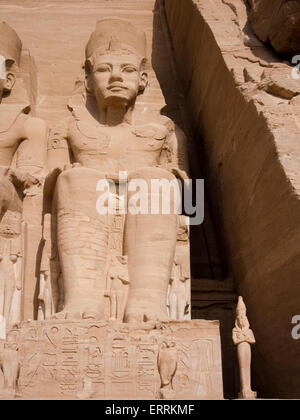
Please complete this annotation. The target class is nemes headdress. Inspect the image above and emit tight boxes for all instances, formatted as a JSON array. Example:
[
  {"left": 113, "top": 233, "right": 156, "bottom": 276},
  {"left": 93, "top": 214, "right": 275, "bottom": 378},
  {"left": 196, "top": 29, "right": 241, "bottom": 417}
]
[
  {"left": 86, "top": 18, "right": 147, "bottom": 62},
  {"left": 0, "top": 22, "right": 22, "bottom": 66}
]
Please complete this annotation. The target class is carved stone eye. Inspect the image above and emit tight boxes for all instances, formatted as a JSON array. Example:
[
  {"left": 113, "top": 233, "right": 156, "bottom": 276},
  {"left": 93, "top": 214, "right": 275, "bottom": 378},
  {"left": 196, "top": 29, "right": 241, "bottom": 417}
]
[
  {"left": 96, "top": 65, "right": 110, "bottom": 73},
  {"left": 123, "top": 66, "right": 137, "bottom": 73}
]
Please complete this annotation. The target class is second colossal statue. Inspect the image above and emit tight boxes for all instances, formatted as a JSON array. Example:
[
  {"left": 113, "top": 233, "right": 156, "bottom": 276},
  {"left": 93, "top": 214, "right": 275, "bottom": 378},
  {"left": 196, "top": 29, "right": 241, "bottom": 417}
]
[
  {"left": 0, "top": 22, "right": 47, "bottom": 333},
  {"left": 46, "top": 18, "right": 189, "bottom": 322}
]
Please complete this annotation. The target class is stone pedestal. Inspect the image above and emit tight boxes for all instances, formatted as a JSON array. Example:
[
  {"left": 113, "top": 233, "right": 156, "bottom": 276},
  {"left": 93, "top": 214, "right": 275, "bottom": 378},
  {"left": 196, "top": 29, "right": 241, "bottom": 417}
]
[
  {"left": 238, "top": 390, "right": 257, "bottom": 400},
  {"left": 0, "top": 319, "right": 223, "bottom": 400}
]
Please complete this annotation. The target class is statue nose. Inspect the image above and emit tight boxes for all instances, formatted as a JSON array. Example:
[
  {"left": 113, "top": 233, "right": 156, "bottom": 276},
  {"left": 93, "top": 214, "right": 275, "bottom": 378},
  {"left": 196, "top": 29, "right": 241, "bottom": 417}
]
[{"left": 109, "top": 68, "right": 123, "bottom": 82}]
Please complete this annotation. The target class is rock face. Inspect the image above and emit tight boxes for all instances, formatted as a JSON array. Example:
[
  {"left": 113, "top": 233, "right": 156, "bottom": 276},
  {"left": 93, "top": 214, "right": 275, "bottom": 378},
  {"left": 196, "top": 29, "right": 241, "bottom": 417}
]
[
  {"left": 248, "top": 0, "right": 300, "bottom": 56},
  {"left": 164, "top": 0, "right": 300, "bottom": 399}
]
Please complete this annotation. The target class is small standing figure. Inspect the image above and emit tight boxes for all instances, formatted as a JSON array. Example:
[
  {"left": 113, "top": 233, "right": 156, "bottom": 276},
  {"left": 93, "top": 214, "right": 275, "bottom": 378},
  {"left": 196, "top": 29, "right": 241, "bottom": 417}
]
[
  {"left": 158, "top": 341, "right": 178, "bottom": 399},
  {"left": 167, "top": 215, "right": 190, "bottom": 321},
  {"left": 167, "top": 261, "right": 189, "bottom": 321},
  {"left": 232, "top": 296, "right": 257, "bottom": 399},
  {"left": 0, "top": 331, "right": 20, "bottom": 399},
  {"left": 105, "top": 255, "right": 130, "bottom": 321},
  {"left": 37, "top": 242, "right": 53, "bottom": 321},
  {"left": 38, "top": 214, "right": 64, "bottom": 320}
]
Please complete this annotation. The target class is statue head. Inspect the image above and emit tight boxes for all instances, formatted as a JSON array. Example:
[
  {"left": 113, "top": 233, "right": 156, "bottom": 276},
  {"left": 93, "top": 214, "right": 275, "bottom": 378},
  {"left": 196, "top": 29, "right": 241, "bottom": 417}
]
[
  {"left": 0, "top": 22, "right": 22, "bottom": 102},
  {"left": 85, "top": 19, "right": 148, "bottom": 109},
  {"left": 236, "top": 296, "right": 249, "bottom": 330}
]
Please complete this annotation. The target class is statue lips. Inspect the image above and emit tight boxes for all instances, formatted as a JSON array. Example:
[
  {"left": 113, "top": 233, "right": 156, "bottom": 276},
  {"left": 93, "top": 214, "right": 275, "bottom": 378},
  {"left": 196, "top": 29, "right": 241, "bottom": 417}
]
[{"left": 108, "top": 83, "right": 128, "bottom": 92}]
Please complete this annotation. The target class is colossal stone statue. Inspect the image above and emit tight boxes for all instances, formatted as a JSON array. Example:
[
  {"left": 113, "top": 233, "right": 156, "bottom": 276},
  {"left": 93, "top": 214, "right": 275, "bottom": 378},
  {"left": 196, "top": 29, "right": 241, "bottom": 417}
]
[
  {"left": 0, "top": 22, "right": 47, "bottom": 334},
  {"left": 46, "top": 18, "right": 189, "bottom": 323},
  {"left": 232, "top": 296, "right": 257, "bottom": 399}
]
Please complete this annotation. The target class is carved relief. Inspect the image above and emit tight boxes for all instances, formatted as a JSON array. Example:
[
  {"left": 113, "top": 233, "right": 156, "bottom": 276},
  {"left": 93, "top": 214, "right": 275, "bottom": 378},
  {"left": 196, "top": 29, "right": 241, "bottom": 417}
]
[
  {"left": 158, "top": 341, "right": 178, "bottom": 399},
  {"left": 0, "top": 330, "right": 20, "bottom": 398}
]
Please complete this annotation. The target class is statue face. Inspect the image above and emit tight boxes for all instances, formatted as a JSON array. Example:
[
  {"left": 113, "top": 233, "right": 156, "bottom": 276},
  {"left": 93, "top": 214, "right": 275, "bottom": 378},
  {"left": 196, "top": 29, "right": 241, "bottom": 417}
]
[
  {"left": 87, "top": 53, "right": 147, "bottom": 107},
  {"left": 0, "top": 62, "right": 16, "bottom": 103},
  {"left": 237, "top": 315, "right": 248, "bottom": 329}
]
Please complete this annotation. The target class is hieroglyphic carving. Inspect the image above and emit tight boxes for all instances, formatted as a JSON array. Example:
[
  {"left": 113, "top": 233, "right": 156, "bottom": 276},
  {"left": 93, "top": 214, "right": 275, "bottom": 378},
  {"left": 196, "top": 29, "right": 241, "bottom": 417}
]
[
  {"left": 158, "top": 341, "right": 178, "bottom": 399},
  {"left": 136, "top": 338, "right": 157, "bottom": 396},
  {"left": 59, "top": 327, "right": 79, "bottom": 395},
  {"left": 13, "top": 320, "right": 223, "bottom": 400}
]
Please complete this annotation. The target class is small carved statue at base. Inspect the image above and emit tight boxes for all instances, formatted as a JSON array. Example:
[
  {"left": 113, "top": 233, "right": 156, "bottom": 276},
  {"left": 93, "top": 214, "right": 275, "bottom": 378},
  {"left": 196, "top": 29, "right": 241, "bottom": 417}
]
[
  {"left": 105, "top": 255, "right": 130, "bottom": 321},
  {"left": 0, "top": 331, "right": 20, "bottom": 399},
  {"left": 158, "top": 341, "right": 177, "bottom": 399},
  {"left": 232, "top": 296, "right": 257, "bottom": 400},
  {"left": 167, "top": 261, "right": 189, "bottom": 321}
]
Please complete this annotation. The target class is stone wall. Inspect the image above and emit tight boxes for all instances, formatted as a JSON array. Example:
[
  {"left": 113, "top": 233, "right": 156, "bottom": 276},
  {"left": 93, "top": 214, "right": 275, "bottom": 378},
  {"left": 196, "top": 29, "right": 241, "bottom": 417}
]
[{"left": 164, "top": 0, "right": 300, "bottom": 399}]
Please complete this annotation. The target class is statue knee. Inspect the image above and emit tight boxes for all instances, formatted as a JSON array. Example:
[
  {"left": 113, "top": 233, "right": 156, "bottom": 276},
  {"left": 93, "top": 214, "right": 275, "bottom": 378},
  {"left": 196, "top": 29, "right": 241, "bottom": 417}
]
[{"left": 128, "top": 167, "right": 176, "bottom": 183}]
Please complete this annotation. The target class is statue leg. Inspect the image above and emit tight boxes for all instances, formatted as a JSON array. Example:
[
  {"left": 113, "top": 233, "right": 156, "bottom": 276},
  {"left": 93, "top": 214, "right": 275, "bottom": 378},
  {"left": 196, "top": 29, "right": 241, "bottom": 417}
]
[
  {"left": 237, "top": 342, "right": 256, "bottom": 398},
  {"left": 169, "top": 292, "right": 178, "bottom": 320},
  {"left": 177, "top": 292, "right": 186, "bottom": 321},
  {"left": 110, "top": 292, "right": 117, "bottom": 321},
  {"left": 124, "top": 167, "right": 178, "bottom": 322},
  {"left": 54, "top": 167, "right": 110, "bottom": 319}
]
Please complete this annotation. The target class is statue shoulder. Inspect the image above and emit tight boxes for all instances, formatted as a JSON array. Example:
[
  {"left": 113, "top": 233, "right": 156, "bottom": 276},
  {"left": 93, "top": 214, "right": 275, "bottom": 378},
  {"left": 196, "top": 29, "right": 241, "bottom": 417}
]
[
  {"left": 23, "top": 116, "right": 47, "bottom": 137},
  {"left": 159, "top": 117, "right": 189, "bottom": 175},
  {"left": 48, "top": 118, "right": 72, "bottom": 151}
]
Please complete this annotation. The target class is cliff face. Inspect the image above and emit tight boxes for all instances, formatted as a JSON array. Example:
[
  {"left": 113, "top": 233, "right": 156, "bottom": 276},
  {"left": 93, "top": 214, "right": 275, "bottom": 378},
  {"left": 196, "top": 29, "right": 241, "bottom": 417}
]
[
  {"left": 248, "top": 0, "right": 300, "bottom": 56},
  {"left": 164, "top": 0, "right": 300, "bottom": 398}
]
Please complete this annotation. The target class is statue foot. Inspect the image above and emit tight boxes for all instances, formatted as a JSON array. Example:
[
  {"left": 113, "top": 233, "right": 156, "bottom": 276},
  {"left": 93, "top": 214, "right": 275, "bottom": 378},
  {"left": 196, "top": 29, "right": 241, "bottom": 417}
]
[
  {"left": 125, "top": 309, "right": 169, "bottom": 324},
  {"left": 52, "top": 309, "right": 102, "bottom": 321},
  {"left": 0, "top": 388, "right": 16, "bottom": 399},
  {"left": 160, "top": 386, "right": 176, "bottom": 400},
  {"left": 82, "top": 311, "right": 102, "bottom": 320},
  {"left": 238, "top": 389, "right": 257, "bottom": 399}
]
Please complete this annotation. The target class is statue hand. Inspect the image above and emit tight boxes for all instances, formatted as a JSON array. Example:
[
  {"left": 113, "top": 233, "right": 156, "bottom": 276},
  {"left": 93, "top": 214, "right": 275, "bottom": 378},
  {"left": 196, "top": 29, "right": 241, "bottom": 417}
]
[
  {"left": 169, "top": 167, "right": 189, "bottom": 182},
  {"left": 8, "top": 168, "right": 43, "bottom": 194}
]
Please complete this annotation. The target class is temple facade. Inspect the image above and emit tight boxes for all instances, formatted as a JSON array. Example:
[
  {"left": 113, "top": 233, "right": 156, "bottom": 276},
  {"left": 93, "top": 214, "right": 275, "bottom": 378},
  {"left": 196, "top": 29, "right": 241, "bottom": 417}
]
[{"left": 0, "top": 0, "right": 299, "bottom": 400}]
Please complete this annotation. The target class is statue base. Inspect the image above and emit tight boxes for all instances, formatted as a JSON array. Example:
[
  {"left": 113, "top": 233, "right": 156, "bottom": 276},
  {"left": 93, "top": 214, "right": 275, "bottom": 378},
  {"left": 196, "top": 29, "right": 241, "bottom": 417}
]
[
  {"left": 0, "top": 319, "right": 224, "bottom": 400},
  {"left": 238, "top": 390, "right": 257, "bottom": 400}
]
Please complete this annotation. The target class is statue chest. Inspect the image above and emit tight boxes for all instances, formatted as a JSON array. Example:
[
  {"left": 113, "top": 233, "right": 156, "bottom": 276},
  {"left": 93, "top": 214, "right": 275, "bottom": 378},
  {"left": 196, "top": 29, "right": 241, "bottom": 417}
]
[
  {"left": 0, "top": 127, "right": 22, "bottom": 166},
  {"left": 69, "top": 121, "right": 167, "bottom": 170}
]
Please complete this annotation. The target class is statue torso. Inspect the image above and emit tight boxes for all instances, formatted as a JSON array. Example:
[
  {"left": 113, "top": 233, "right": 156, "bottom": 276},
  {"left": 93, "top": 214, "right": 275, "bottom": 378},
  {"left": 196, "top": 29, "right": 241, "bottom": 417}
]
[
  {"left": 0, "top": 111, "right": 28, "bottom": 167},
  {"left": 68, "top": 118, "right": 170, "bottom": 174}
]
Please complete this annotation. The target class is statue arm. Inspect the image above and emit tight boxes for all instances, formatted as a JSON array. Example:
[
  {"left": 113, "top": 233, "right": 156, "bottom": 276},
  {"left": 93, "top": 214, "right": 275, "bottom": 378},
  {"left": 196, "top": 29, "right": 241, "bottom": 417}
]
[
  {"left": 47, "top": 118, "right": 72, "bottom": 171},
  {"left": 18, "top": 117, "right": 48, "bottom": 175},
  {"left": 8, "top": 117, "right": 48, "bottom": 194},
  {"left": 44, "top": 119, "right": 72, "bottom": 196},
  {"left": 160, "top": 123, "right": 190, "bottom": 181}
]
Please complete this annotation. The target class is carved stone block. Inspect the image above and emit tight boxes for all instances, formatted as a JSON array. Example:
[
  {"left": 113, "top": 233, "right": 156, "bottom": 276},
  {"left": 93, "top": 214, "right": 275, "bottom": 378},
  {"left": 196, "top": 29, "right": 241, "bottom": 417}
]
[{"left": 1, "top": 319, "right": 223, "bottom": 400}]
